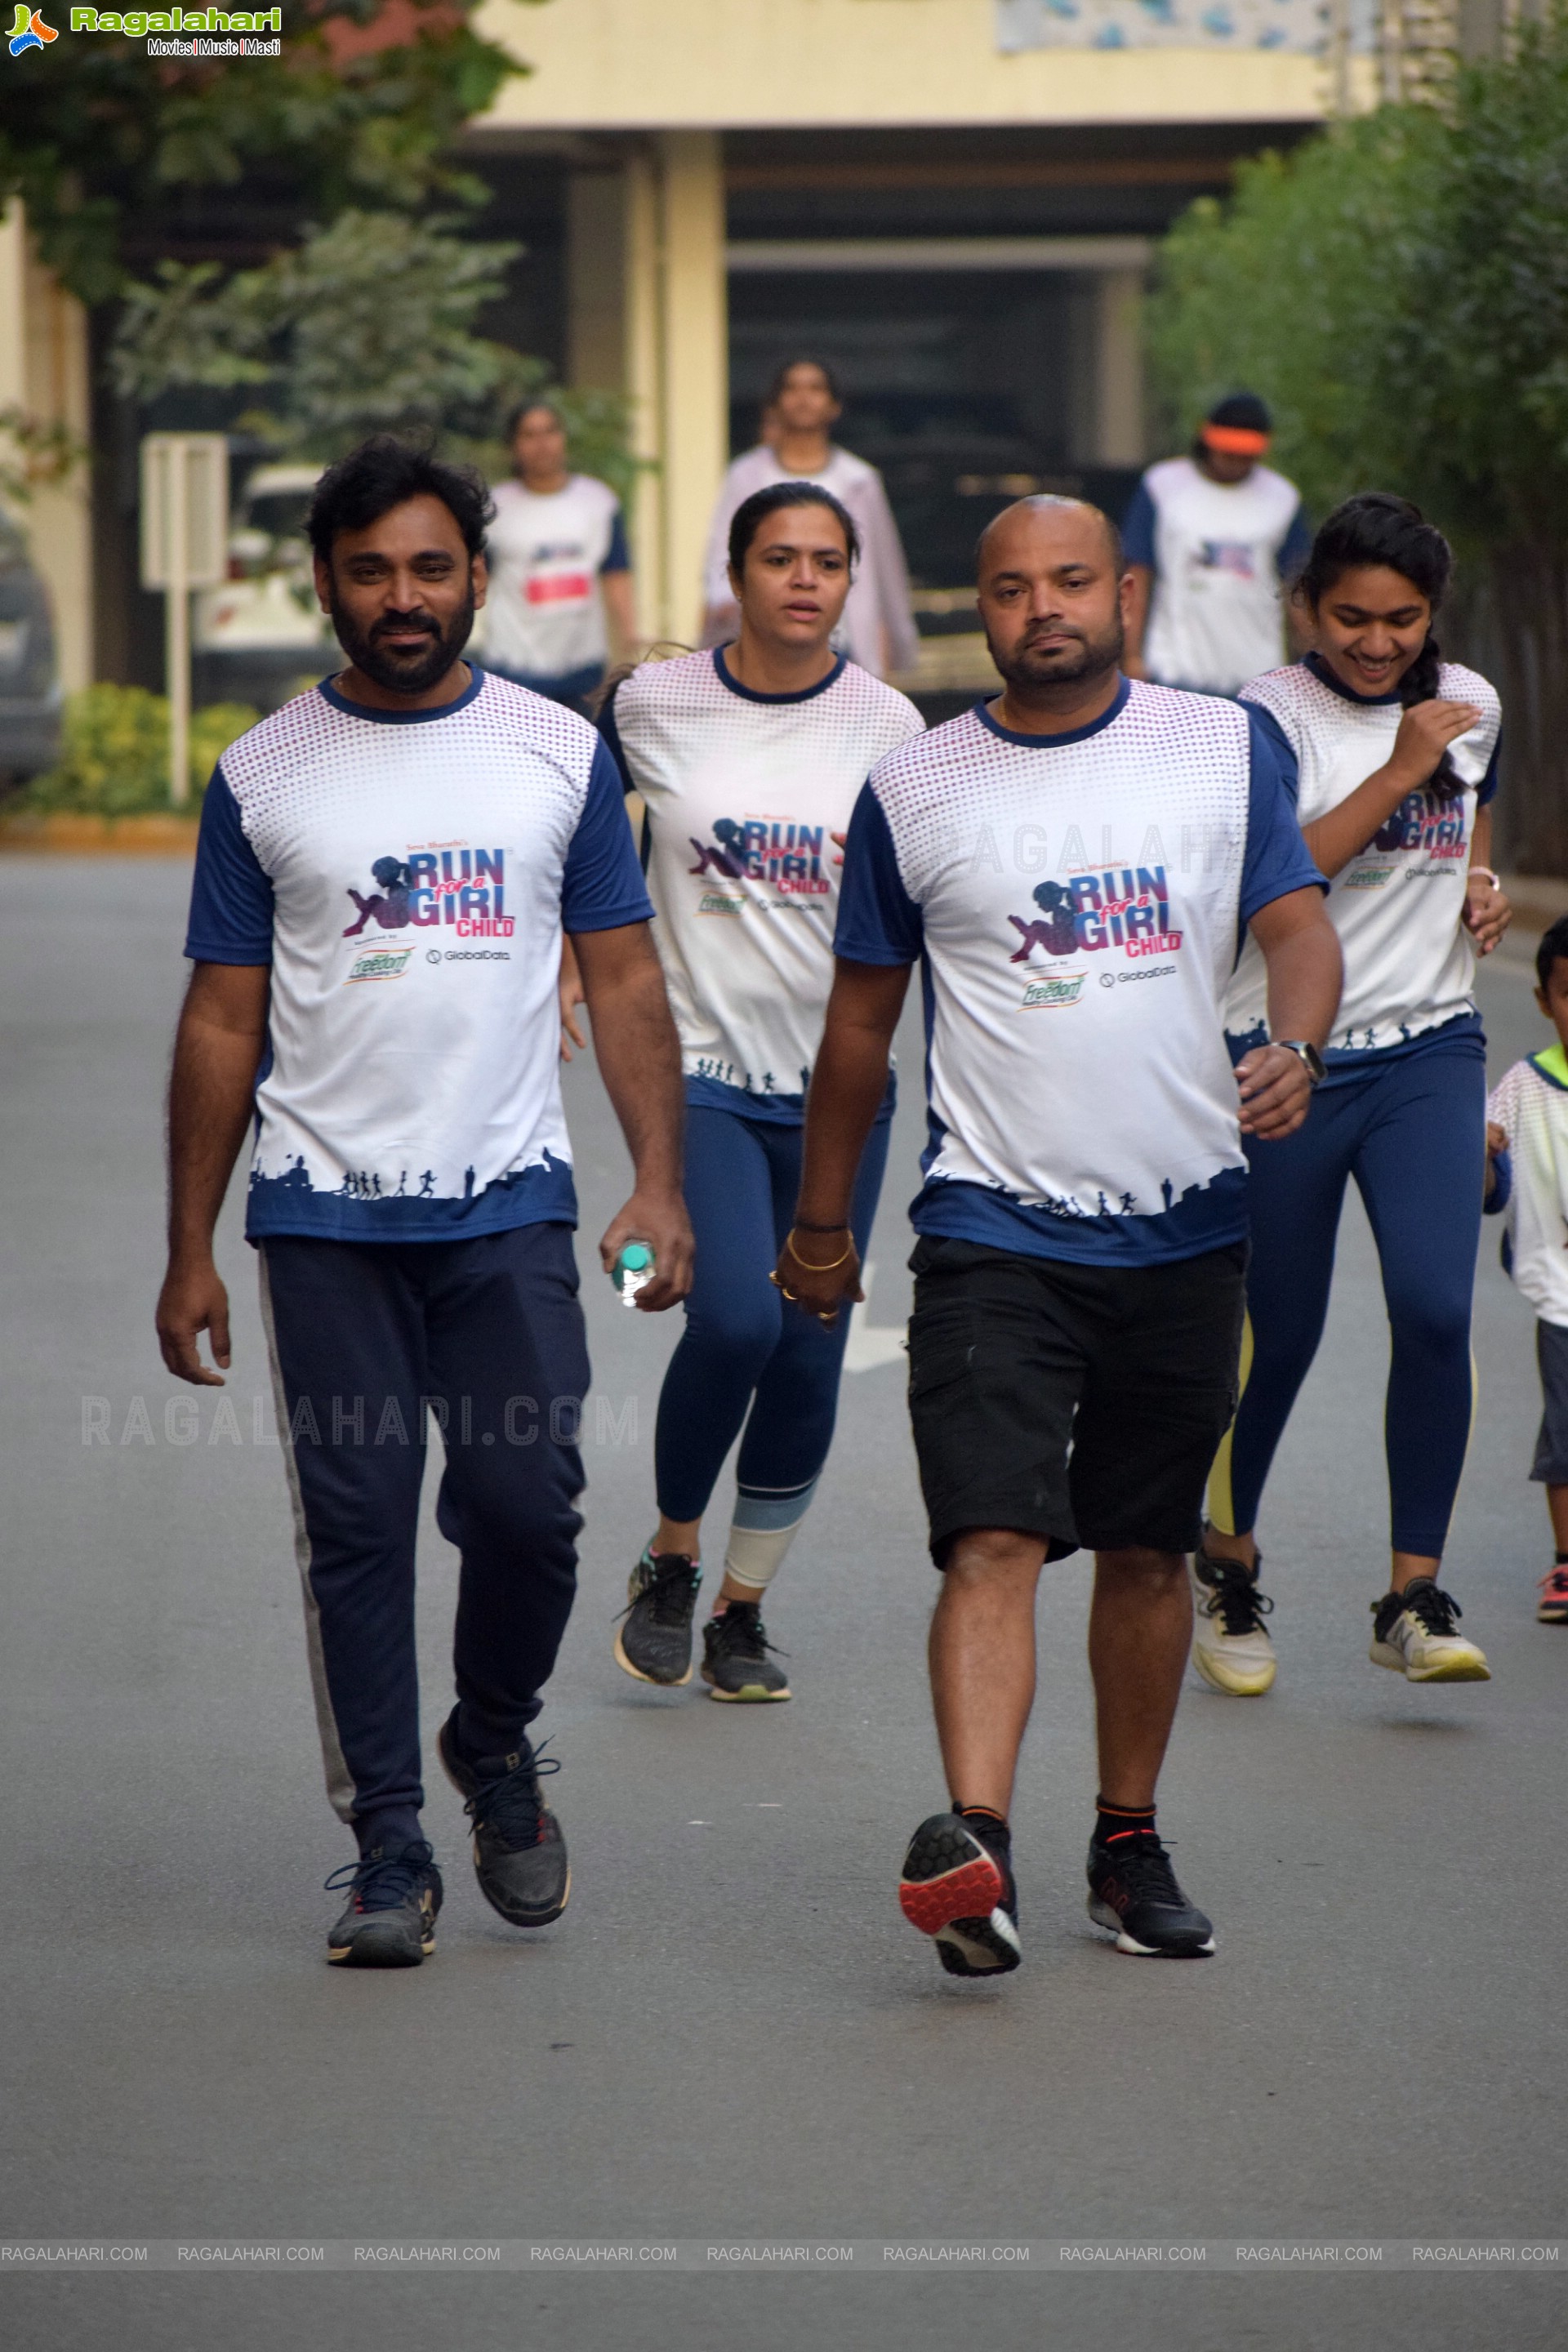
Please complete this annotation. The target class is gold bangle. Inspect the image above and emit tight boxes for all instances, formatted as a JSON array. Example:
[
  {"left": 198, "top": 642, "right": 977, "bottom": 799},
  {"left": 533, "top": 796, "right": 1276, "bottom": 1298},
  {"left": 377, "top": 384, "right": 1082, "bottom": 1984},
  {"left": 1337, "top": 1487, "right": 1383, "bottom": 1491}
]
[{"left": 785, "top": 1227, "right": 853, "bottom": 1272}]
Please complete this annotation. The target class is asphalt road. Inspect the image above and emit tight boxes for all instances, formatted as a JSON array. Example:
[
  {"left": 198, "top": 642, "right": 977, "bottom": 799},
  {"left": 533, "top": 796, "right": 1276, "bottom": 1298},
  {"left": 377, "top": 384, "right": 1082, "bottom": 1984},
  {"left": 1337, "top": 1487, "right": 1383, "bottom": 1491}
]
[{"left": 2, "top": 857, "right": 1565, "bottom": 2351}]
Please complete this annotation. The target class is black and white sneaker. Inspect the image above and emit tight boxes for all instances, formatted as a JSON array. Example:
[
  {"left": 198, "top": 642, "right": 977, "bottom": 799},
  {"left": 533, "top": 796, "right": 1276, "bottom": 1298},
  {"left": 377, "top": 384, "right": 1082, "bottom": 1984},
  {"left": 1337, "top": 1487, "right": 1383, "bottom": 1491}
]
[
  {"left": 1370, "top": 1577, "right": 1490, "bottom": 1682},
  {"left": 438, "top": 1712, "right": 570, "bottom": 1927},
  {"left": 614, "top": 1547, "right": 702, "bottom": 1686},
  {"left": 1086, "top": 1829, "right": 1214, "bottom": 1957},
  {"left": 899, "top": 1812, "right": 1022, "bottom": 1976},
  {"left": 324, "top": 1840, "right": 442, "bottom": 1968},
  {"left": 701, "top": 1601, "right": 791, "bottom": 1701}
]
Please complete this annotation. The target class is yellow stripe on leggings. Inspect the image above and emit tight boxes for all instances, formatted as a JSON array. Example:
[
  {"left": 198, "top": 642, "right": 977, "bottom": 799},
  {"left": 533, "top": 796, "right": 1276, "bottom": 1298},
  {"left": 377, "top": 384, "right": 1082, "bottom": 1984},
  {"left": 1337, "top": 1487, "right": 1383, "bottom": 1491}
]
[{"left": 1205, "top": 1310, "right": 1255, "bottom": 1539}]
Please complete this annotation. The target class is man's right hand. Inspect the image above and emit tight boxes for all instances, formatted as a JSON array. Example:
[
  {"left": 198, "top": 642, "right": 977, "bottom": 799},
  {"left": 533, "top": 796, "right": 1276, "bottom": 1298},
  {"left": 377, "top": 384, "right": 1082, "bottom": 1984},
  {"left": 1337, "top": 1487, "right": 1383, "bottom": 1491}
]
[
  {"left": 1390, "top": 697, "right": 1481, "bottom": 789},
  {"left": 157, "top": 1257, "right": 233, "bottom": 1386},
  {"left": 771, "top": 1227, "right": 865, "bottom": 1330}
]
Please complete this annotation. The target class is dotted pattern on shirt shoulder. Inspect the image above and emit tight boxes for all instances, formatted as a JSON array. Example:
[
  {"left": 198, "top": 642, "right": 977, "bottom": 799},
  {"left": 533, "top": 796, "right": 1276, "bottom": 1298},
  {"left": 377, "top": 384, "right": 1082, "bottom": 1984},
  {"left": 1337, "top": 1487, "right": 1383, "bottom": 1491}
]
[
  {"left": 614, "top": 645, "right": 920, "bottom": 743},
  {"left": 1241, "top": 660, "right": 1502, "bottom": 764},
  {"left": 219, "top": 673, "right": 599, "bottom": 867},
  {"left": 866, "top": 683, "right": 1250, "bottom": 903}
]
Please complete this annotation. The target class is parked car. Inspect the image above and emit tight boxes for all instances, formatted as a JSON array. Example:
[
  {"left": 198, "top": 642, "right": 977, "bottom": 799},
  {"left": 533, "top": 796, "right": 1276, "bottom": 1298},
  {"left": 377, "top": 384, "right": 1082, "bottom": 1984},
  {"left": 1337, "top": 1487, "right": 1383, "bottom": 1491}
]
[
  {"left": 193, "top": 461, "right": 336, "bottom": 712},
  {"left": 0, "top": 520, "right": 63, "bottom": 782}
]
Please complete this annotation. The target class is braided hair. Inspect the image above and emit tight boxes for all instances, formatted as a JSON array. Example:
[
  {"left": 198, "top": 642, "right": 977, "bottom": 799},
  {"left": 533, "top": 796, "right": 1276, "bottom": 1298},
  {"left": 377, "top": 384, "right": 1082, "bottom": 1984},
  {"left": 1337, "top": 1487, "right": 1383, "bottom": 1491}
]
[{"left": 1297, "top": 493, "right": 1462, "bottom": 800}]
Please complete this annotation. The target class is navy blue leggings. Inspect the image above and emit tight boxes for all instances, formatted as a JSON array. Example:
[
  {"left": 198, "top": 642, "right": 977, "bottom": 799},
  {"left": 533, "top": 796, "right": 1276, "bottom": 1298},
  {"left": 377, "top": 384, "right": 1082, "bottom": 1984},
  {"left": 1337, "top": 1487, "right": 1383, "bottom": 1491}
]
[
  {"left": 654, "top": 1105, "right": 890, "bottom": 1524},
  {"left": 1209, "top": 1033, "right": 1486, "bottom": 1559}
]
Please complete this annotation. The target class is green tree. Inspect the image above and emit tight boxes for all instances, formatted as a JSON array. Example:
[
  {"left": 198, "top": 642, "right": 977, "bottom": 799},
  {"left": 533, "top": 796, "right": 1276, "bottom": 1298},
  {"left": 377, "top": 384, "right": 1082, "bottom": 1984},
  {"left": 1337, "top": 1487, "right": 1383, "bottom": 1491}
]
[
  {"left": 1147, "top": 17, "right": 1568, "bottom": 870},
  {"left": 0, "top": 2, "right": 523, "bottom": 306},
  {"left": 109, "top": 211, "right": 643, "bottom": 502}
]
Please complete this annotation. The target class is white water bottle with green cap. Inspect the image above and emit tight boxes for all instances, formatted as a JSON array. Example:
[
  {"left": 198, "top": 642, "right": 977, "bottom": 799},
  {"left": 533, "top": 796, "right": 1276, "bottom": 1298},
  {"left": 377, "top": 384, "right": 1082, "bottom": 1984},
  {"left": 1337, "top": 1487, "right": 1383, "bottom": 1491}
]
[{"left": 612, "top": 1241, "right": 655, "bottom": 1308}]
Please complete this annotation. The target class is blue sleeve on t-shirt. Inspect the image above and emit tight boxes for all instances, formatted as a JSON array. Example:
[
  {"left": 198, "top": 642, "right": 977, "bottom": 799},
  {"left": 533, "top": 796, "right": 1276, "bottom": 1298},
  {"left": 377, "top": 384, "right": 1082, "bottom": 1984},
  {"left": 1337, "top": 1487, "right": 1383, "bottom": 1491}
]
[
  {"left": 561, "top": 737, "right": 655, "bottom": 933},
  {"left": 1121, "top": 477, "right": 1158, "bottom": 569},
  {"left": 600, "top": 507, "right": 630, "bottom": 575},
  {"left": 1477, "top": 727, "right": 1501, "bottom": 808},
  {"left": 1239, "top": 704, "right": 1325, "bottom": 927},
  {"left": 1277, "top": 501, "right": 1312, "bottom": 584},
  {"left": 1485, "top": 1144, "right": 1512, "bottom": 1215},
  {"left": 833, "top": 783, "right": 924, "bottom": 965},
  {"left": 185, "top": 764, "right": 274, "bottom": 964},
  {"left": 595, "top": 684, "right": 635, "bottom": 795}
]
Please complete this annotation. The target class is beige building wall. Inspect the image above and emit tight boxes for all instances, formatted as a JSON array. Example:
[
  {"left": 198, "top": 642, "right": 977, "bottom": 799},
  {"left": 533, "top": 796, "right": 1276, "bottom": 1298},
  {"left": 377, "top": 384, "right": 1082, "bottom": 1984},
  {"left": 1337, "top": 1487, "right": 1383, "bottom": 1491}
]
[
  {"left": 0, "top": 204, "right": 93, "bottom": 693},
  {"left": 478, "top": 0, "right": 1362, "bottom": 127}
]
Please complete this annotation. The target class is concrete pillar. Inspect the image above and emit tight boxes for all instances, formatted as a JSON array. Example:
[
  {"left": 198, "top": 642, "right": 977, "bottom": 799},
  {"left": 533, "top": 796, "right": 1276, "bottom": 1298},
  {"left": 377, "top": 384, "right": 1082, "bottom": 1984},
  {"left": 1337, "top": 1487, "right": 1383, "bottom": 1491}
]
[
  {"left": 622, "top": 145, "right": 666, "bottom": 640},
  {"left": 657, "top": 131, "right": 728, "bottom": 647},
  {"left": 566, "top": 171, "right": 626, "bottom": 392},
  {"left": 0, "top": 203, "right": 93, "bottom": 692},
  {"left": 1094, "top": 269, "right": 1146, "bottom": 470}
]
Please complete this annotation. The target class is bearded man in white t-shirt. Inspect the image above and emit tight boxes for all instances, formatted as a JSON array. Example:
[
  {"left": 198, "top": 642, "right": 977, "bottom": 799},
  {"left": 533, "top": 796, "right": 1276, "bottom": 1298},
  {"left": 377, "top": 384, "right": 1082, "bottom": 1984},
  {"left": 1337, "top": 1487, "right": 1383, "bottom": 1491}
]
[
  {"left": 1123, "top": 392, "right": 1312, "bottom": 698},
  {"left": 701, "top": 359, "right": 919, "bottom": 680}
]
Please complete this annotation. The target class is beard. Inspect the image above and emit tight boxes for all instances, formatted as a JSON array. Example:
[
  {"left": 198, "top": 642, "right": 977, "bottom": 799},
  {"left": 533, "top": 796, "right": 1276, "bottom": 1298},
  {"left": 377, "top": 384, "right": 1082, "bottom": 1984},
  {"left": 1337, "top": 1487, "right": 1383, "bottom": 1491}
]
[
  {"left": 989, "top": 612, "right": 1125, "bottom": 692},
  {"left": 330, "top": 586, "right": 476, "bottom": 696}
]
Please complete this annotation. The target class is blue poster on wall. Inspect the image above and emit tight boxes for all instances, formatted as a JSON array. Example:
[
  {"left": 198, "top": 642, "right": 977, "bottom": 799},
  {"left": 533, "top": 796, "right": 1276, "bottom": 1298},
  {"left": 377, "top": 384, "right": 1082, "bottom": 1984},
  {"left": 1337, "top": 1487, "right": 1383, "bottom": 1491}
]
[{"left": 995, "top": 0, "right": 1367, "bottom": 51}]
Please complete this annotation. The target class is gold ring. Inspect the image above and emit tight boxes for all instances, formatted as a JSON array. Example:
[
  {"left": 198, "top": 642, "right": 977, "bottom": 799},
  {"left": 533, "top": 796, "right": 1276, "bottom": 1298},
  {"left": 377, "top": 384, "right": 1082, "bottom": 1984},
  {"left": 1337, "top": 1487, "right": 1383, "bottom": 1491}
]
[{"left": 782, "top": 1286, "right": 798, "bottom": 1302}]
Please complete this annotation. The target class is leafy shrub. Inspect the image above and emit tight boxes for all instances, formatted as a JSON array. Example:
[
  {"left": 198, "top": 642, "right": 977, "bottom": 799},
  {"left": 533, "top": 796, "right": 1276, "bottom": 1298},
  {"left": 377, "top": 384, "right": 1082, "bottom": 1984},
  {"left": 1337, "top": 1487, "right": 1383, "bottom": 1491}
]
[{"left": 22, "top": 687, "right": 259, "bottom": 816}]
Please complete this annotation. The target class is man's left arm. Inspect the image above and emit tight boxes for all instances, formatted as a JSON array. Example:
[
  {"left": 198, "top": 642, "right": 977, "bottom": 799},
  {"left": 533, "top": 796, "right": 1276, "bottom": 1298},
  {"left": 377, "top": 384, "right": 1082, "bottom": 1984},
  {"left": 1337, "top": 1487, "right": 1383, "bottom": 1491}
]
[
  {"left": 1233, "top": 702, "right": 1343, "bottom": 1140},
  {"left": 569, "top": 920, "right": 692, "bottom": 1310},
  {"left": 1238, "top": 889, "right": 1343, "bottom": 1138}
]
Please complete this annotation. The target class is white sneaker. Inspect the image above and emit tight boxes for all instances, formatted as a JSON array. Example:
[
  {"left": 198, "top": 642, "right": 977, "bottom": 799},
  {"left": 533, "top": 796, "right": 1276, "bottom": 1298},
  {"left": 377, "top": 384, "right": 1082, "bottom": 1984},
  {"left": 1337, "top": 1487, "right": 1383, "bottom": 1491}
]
[
  {"left": 1369, "top": 1577, "right": 1490, "bottom": 1682},
  {"left": 1191, "top": 1548, "right": 1276, "bottom": 1696}
]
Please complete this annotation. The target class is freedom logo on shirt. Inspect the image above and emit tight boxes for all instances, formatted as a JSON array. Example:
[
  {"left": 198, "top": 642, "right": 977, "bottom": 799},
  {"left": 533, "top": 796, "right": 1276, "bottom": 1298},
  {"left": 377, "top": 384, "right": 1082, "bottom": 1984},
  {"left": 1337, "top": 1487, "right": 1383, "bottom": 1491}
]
[
  {"left": 1021, "top": 973, "right": 1086, "bottom": 1010},
  {"left": 1007, "top": 866, "right": 1184, "bottom": 967},
  {"left": 346, "top": 947, "right": 415, "bottom": 983}
]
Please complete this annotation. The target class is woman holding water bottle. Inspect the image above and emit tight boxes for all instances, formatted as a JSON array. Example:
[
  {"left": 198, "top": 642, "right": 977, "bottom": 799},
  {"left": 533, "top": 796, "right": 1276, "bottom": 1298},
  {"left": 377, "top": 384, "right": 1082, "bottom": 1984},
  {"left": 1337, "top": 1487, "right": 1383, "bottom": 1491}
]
[{"left": 594, "top": 483, "right": 924, "bottom": 1699}]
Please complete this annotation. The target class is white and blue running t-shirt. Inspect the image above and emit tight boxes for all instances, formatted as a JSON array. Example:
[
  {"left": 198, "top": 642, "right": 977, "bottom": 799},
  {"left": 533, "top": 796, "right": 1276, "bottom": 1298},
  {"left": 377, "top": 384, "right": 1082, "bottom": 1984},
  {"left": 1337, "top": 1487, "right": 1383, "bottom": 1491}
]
[
  {"left": 601, "top": 648, "right": 923, "bottom": 1120},
  {"left": 1224, "top": 655, "right": 1501, "bottom": 1065},
  {"left": 1123, "top": 457, "right": 1311, "bottom": 696},
  {"left": 480, "top": 474, "right": 629, "bottom": 682},
  {"left": 835, "top": 679, "right": 1323, "bottom": 1264},
  {"left": 185, "top": 667, "right": 653, "bottom": 1242}
]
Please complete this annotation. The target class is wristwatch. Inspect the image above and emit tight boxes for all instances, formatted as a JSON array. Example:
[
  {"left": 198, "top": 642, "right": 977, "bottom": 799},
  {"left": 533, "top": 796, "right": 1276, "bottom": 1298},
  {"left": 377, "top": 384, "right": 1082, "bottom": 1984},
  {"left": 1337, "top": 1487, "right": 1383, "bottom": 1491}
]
[{"left": 1276, "top": 1039, "right": 1326, "bottom": 1087}]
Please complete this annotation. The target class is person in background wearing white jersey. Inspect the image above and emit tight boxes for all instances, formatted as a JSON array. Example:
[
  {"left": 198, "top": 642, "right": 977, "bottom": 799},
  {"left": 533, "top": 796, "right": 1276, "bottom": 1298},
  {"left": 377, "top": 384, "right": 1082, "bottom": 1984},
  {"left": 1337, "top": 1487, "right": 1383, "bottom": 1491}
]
[
  {"left": 701, "top": 359, "right": 919, "bottom": 681},
  {"left": 155, "top": 437, "right": 692, "bottom": 1969},
  {"left": 599, "top": 483, "right": 923, "bottom": 1699},
  {"left": 1485, "top": 915, "right": 1568, "bottom": 1624},
  {"left": 1199, "top": 494, "right": 1511, "bottom": 1695},
  {"left": 776, "top": 497, "right": 1339, "bottom": 1973},
  {"left": 483, "top": 400, "right": 636, "bottom": 714},
  {"left": 1123, "top": 392, "right": 1311, "bottom": 697}
]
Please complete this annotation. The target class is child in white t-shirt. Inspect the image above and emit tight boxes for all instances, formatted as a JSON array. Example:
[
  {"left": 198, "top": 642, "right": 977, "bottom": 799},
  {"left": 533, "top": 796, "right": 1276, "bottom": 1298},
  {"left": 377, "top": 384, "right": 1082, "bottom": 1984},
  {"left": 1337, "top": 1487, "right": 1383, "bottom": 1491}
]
[{"left": 1486, "top": 912, "right": 1568, "bottom": 1622}]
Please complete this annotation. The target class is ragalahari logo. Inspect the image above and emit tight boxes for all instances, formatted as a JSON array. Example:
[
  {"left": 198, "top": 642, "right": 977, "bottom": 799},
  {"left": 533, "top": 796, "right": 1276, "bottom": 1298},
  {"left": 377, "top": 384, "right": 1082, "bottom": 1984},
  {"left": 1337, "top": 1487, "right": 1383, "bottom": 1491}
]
[{"left": 7, "top": 4, "right": 57, "bottom": 50}]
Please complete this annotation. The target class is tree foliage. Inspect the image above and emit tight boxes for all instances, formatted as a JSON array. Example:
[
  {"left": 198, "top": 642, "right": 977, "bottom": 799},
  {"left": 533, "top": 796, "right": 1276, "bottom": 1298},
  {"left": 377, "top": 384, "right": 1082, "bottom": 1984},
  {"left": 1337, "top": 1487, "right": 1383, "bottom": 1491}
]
[
  {"left": 1147, "top": 11, "right": 1568, "bottom": 867},
  {"left": 110, "top": 210, "right": 642, "bottom": 497},
  {"left": 0, "top": 2, "right": 524, "bottom": 305}
]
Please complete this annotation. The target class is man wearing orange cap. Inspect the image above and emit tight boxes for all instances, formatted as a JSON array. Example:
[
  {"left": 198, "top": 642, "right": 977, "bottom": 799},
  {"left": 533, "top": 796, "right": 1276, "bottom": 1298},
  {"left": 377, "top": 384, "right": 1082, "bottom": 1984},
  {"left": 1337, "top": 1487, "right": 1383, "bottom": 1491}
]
[{"left": 1123, "top": 394, "right": 1310, "bottom": 698}]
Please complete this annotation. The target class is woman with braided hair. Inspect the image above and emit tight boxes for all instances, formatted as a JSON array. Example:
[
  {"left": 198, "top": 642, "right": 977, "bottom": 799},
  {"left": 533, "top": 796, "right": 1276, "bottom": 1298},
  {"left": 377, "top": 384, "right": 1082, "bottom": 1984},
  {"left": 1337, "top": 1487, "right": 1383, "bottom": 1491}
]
[{"left": 1196, "top": 492, "right": 1512, "bottom": 1693}]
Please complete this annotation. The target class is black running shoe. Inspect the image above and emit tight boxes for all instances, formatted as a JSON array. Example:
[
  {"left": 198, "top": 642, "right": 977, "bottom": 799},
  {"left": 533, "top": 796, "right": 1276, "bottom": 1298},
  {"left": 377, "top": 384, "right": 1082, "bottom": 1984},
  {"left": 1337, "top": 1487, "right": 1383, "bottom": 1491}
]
[
  {"left": 899, "top": 1812, "right": 1021, "bottom": 1976},
  {"left": 1086, "top": 1829, "right": 1214, "bottom": 1958},
  {"left": 324, "top": 1840, "right": 442, "bottom": 1968},
  {"left": 614, "top": 1547, "right": 702, "bottom": 1686},
  {"left": 438, "top": 1712, "right": 570, "bottom": 1927},
  {"left": 701, "top": 1599, "right": 791, "bottom": 1701}
]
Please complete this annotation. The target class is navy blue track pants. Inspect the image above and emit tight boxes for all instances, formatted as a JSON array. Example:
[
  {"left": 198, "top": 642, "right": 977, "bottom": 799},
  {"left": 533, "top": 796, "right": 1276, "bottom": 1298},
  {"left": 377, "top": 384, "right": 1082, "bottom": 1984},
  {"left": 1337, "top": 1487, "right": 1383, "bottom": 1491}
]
[
  {"left": 653, "top": 1105, "right": 890, "bottom": 1525},
  {"left": 1209, "top": 1031, "right": 1486, "bottom": 1560},
  {"left": 259, "top": 1225, "right": 588, "bottom": 1845}
]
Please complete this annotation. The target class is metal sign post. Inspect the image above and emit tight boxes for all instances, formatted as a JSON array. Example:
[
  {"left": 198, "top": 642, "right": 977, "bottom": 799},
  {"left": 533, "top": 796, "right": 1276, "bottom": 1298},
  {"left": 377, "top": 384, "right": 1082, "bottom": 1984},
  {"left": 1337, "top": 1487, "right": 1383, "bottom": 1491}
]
[{"left": 140, "top": 434, "right": 229, "bottom": 808}]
